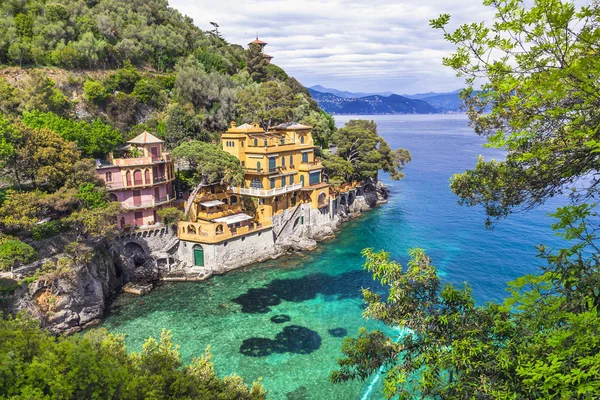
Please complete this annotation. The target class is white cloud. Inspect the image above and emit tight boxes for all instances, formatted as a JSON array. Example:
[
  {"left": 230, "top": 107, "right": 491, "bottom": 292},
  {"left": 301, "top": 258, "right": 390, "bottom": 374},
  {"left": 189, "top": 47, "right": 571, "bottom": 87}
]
[{"left": 169, "top": 0, "right": 498, "bottom": 94}]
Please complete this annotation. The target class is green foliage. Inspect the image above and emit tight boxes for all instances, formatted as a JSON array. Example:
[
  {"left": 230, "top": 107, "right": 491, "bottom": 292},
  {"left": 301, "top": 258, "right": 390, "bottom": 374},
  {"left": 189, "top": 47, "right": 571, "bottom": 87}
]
[
  {"left": 22, "top": 110, "right": 123, "bottom": 158},
  {"left": 236, "top": 81, "right": 301, "bottom": 130},
  {"left": 328, "top": 120, "right": 410, "bottom": 182},
  {"left": 17, "top": 70, "right": 70, "bottom": 115},
  {"left": 333, "top": 230, "right": 600, "bottom": 398},
  {"left": 196, "top": 50, "right": 228, "bottom": 73},
  {"left": 266, "top": 63, "right": 289, "bottom": 81},
  {"left": 246, "top": 43, "right": 268, "bottom": 82},
  {"left": 65, "top": 201, "right": 122, "bottom": 240},
  {"left": 106, "top": 63, "right": 141, "bottom": 93},
  {"left": 0, "top": 0, "right": 247, "bottom": 71},
  {"left": 0, "top": 315, "right": 266, "bottom": 399},
  {"left": 429, "top": 0, "right": 600, "bottom": 225},
  {"left": 0, "top": 78, "right": 20, "bottom": 115},
  {"left": 133, "top": 78, "right": 166, "bottom": 107},
  {"left": 106, "top": 92, "right": 140, "bottom": 132},
  {"left": 83, "top": 79, "right": 108, "bottom": 104},
  {"left": 31, "top": 220, "right": 65, "bottom": 241},
  {"left": 76, "top": 183, "right": 108, "bottom": 210},
  {"left": 172, "top": 140, "right": 245, "bottom": 187},
  {"left": 301, "top": 110, "right": 335, "bottom": 148},
  {"left": 0, "top": 238, "right": 38, "bottom": 271},
  {"left": 164, "top": 103, "right": 207, "bottom": 149},
  {"left": 157, "top": 207, "right": 184, "bottom": 232}
]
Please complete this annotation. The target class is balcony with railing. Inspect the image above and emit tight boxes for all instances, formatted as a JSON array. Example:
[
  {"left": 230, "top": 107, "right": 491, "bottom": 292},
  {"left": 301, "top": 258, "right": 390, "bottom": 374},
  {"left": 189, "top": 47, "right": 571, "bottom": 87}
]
[
  {"left": 111, "top": 153, "right": 171, "bottom": 167},
  {"left": 298, "top": 160, "right": 323, "bottom": 172},
  {"left": 178, "top": 219, "right": 273, "bottom": 244},
  {"left": 122, "top": 194, "right": 174, "bottom": 210},
  {"left": 195, "top": 205, "right": 243, "bottom": 222},
  {"left": 230, "top": 183, "right": 302, "bottom": 198},
  {"left": 246, "top": 139, "right": 314, "bottom": 153}
]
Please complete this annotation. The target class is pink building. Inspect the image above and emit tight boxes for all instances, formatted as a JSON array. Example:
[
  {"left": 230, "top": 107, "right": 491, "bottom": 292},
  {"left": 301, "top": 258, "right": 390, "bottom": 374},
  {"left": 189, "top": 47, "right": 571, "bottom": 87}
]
[{"left": 96, "top": 131, "right": 176, "bottom": 229}]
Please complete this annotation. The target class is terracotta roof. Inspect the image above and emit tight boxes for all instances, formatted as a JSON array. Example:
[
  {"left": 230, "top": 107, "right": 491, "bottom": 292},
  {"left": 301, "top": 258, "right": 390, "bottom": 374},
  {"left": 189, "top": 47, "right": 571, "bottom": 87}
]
[
  {"left": 249, "top": 38, "right": 267, "bottom": 45},
  {"left": 127, "top": 131, "right": 164, "bottom": 144}
]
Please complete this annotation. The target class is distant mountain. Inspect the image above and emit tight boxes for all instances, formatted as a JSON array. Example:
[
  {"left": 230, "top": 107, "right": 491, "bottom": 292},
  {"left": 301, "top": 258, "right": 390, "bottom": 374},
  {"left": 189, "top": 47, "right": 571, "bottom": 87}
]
[
  {"left": 308, "top": 89, "right": 438, "bottom": 115},
  {"left": 417, "top": 93, "right": 463, "bottom": 113},
  {"left": 309, "top": 85, "right": 394, "bottom": 99},
  {"left": 402, "top": 89, "right": 461, "bottom": 100}
]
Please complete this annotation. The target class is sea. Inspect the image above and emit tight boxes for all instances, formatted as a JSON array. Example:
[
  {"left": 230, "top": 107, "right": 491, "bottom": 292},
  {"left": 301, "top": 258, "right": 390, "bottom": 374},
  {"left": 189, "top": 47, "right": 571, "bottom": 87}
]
[{"left": 100, "top": 114, "right": 566, "bottom": 399}]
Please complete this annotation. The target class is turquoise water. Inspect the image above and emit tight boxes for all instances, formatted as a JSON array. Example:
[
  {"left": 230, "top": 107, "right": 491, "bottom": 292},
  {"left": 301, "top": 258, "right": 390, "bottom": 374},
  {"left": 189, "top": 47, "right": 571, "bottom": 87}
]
[{"left": 101, "top": 115, "right": 566, "bottom": 399}]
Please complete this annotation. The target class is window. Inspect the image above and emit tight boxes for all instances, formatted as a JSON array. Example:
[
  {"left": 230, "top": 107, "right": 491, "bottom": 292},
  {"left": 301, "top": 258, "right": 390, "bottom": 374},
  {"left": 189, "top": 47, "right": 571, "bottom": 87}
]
[
  {"left": 105, "top": 171, "right": 112, "bottom": 182},
  {"left": 256, "top": 161, "right": 261, "bottom": 171},
  {"left": 254, "top": 138, "right": 258, "bottom": 146},
  {"left": 241, "top": 141, "right": 244, "bottom": 147},
  {"left": 300, "top": 175, "right": 305, "bottom": 186},
  {"left": 269, "top": 157, "right": 276, "bottom": 172},
  {"left": 230, "top": 195, "right": 238, "bottom": 204},
  {"left": 290, "top": 155, "right": 293, "bottom": 165},
  {"left": 302, "top": 153, "right": 308, "bottom": 163},
  {"left": 264, "top": 139, "right": 268, "bottom": 147},
  {"left": 282, "top": 176, "right": 286, "bottom": 187},
  {"left": 109, "top": 193, "right": 118, "bottom": 202},
  {"left": 281, "top": 156, "right": 285, "bottom": 167},
  {"left": 251, "top": 178, "right": 263, "bottom": 189},
  {"left": 281, "top": 137, "right": 285, "bottom": 145},
  {"left": 270, "top": 178, "right": 275, "bottom": 189},
  {"left": 310, "top": 171, "right": 321, "bottom": 185},
  {"left": 290, "top": 175, "right": 294, "bottom": 184},
  {"left": 301, "top": 135, "right": 305, "bottom": 144},
  {"left": 241, "top": 161, "right": 245, "bottom": 167}
]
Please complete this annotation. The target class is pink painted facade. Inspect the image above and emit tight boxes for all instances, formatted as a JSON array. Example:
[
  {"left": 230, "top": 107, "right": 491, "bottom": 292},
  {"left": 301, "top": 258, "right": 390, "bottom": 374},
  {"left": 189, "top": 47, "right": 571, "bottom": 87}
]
[{"left": 96, "top": 132, "right": 176, "bottom": 229}]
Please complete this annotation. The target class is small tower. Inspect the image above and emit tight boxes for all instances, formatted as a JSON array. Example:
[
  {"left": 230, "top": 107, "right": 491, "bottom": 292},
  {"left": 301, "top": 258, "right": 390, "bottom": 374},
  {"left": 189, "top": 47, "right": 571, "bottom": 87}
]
[{"left": 248, "top": 37, "right": 273, "bottom": 63}]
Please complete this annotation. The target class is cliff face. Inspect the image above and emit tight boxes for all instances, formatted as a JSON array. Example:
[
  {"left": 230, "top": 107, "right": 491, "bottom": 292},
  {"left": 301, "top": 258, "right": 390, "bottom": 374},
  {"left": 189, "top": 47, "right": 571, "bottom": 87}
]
[{"left": 8, "top": 243, "right": 136, "bottom": 334}]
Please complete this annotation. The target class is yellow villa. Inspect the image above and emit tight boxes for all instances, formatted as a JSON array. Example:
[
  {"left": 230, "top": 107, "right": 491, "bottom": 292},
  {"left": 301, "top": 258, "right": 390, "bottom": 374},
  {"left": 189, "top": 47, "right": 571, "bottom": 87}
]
[{"left": 176, "top": 121, "right": 370, "bottom": 271}]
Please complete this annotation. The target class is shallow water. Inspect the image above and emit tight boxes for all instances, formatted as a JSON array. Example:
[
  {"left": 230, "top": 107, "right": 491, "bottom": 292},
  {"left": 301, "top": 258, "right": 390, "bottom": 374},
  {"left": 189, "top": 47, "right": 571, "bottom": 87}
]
[{"left": 101, "top": 115, "right": 566, "bottom": 399}]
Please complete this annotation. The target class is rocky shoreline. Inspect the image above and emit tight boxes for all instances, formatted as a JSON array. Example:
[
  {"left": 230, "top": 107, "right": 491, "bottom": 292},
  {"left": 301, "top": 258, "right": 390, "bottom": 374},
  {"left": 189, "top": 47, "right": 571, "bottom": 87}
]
[{"left": 1, "top": 181, "right": 389, "bottom": 334}]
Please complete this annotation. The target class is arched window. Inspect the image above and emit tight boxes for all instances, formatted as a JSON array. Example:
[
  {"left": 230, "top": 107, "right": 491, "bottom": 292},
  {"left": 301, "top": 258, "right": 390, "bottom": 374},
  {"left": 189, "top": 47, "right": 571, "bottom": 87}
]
[
  {"left": 216, "top": 224, "right": 224, "bottom": 234},
  {"left": 256, "top": 161, "right": 261, "bottom": 172},
  {"left": 109, "top": 193, "right": 118, "bottom": 202},
  {"left": 289, "top": 155, "right": 293, "bottom": 165},
  {"left": 281, "top": 156, "right": 285, "bottom": 167},
  {"left": 250, "top": 178, "right": 263, "bottom": 189},
  {"left": 126, "top": 171, "right": 131, "bottom": 186},
  {"left": 144, "top": 169, "right": 150, "bottom": 184},
  {"left": 105, "top": 171, "right": 112, "bottom": 182},
  {"left": 230, "top": 195, "right": 238, "bottom": 204},
  {"left": 187, "top": 225, "right": 197, "bottom": 234},
  {"left": 301, "top": 135, "right": 305, "bottom": 144},
  {"left": 254, "top": 138, "right": 258, "bottom": 146},
  {"left": 133, "top": 170, "right": 143, "bottom": 185}
]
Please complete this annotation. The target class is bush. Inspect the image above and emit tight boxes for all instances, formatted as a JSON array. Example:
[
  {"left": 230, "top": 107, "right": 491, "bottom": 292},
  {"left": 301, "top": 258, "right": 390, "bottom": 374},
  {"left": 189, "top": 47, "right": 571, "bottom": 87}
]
[
  {"left": 133, "top": 78, "right": 165, "bottom": 106},
  {"left": 31, "top": 220, "right": 66, "bottom": 241},
  {"left": 83, "top": 79, "right": 108, "bottom": 103},
  {"left": 0, "top": 239, "right": 38, "bottom": 271}
]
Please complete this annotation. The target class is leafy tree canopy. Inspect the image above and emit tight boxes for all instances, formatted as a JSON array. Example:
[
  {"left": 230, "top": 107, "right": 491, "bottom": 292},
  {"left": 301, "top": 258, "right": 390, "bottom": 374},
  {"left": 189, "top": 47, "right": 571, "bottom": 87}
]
[
  {"left": 0, "top": 315, "right": 266, "bottom": 399},
  {"left": 171, "top": 140, "right": 245, "bottom": 187},
  {"left": 429, "top": 0, "right": 600, "bottom": 226},
  {"left": 326, "top": 120, "right": 410, "bottom": 182}
]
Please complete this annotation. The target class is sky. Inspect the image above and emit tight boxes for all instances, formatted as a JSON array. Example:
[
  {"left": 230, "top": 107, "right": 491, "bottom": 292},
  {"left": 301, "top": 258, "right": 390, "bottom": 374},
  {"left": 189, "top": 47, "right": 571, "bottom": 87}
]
[{"left": 170, "top": 0, "right": 498, "bottom": 94}]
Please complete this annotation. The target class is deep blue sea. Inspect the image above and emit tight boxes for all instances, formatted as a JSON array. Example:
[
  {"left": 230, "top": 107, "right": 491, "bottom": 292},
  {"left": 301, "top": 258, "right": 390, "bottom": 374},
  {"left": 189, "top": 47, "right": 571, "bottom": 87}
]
[{"left": 101, "top": 115, "right": 566, "bottom": 399}]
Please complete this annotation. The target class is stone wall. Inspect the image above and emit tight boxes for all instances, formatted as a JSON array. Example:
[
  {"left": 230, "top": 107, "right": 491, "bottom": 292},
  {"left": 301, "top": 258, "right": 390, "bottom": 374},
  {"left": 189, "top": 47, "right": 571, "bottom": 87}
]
[{"left": 176, "top": 183, "right": 383, "bottom": 275}]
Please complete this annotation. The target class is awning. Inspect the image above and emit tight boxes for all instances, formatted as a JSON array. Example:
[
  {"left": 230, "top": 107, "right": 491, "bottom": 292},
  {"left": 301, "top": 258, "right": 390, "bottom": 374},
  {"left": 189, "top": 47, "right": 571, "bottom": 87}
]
[
  {"left": 200, "top": 200, "right": 225, "bottom": 207},
  {"left": 213, "top": 213, "right": 253, "bottom": 225}
]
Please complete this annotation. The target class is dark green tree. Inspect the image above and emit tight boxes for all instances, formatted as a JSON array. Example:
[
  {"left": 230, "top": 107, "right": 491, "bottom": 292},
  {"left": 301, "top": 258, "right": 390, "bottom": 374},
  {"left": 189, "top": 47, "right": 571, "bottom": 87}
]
[{"left": 246, "top": 43, "right": 268, "bottom": 82}]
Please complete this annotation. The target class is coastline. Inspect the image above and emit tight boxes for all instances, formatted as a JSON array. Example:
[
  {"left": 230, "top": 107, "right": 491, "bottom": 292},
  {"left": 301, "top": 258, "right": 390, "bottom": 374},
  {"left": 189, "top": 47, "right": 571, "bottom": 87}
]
[{"left": 2, "top": 181, "right": 388, "bottom": 334}]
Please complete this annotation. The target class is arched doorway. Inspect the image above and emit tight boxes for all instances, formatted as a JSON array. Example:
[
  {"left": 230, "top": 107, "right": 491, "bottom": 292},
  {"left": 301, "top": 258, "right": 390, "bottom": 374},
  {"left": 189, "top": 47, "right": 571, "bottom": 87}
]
[{"left": 193, "top": 245, "right": 204, "bottom": 267}]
